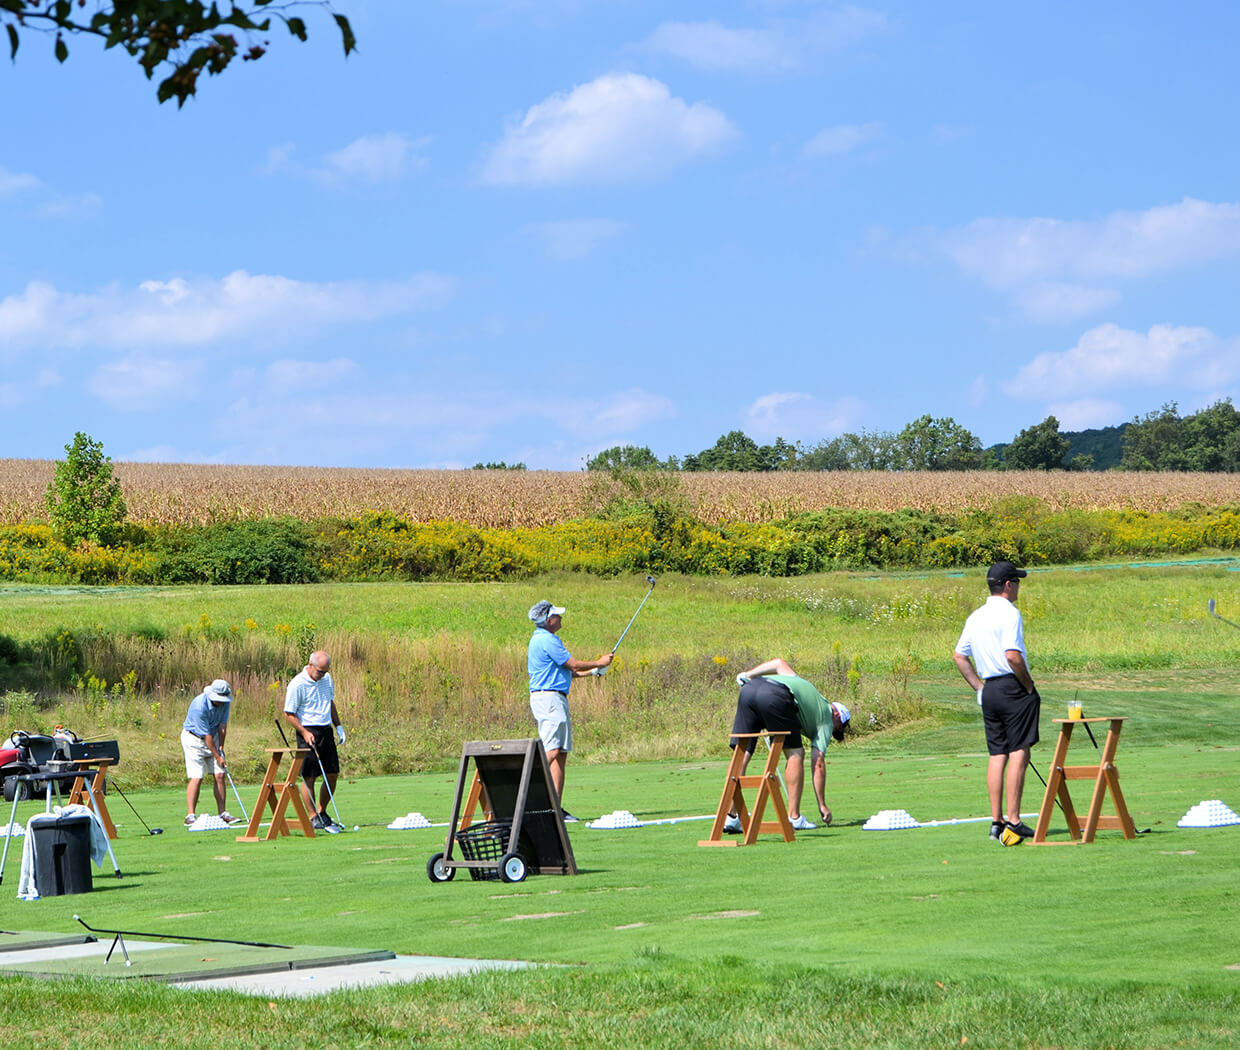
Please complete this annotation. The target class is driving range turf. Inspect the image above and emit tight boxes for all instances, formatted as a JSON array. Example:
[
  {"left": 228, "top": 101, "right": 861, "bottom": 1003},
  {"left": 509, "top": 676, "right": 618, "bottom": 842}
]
[{"left": 2, "top": 673, "right": 1237, "bottom": 1048}]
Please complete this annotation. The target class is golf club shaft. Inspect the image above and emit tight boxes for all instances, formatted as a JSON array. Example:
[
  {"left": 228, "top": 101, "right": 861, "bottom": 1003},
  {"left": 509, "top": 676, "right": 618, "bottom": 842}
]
[
  {"left": 74, "top": 914, "right": 290, "bottom": 949},
  {"left": 224, "top": 767, "right": 249, "bottom": 821},
  {"left": 307, "top": 738, "right": 343, "bottom": 826},
  {"left": 611, "top": 579, "right": 656, "bottom": 653},
  {"left": 1207, "top": 599, "right": 1240, "bottom": 630},
  {"left": 110, "top": 781, "right": 158, "bottom": 835}
]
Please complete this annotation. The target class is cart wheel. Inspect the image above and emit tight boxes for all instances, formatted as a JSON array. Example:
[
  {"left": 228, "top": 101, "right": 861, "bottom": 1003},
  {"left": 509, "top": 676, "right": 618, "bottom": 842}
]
[
  {"left": 499, "top": 852, "right": 527, "bottom": 883},
  {"left": 427, "top": 852, "right": 455, "bottom": 883}
]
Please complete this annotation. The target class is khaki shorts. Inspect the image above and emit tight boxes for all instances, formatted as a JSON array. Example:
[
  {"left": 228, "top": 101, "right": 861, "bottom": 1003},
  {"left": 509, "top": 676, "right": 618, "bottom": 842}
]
[
  {"left": 181, "top": 729, "right": 222, "bottom": 779},
  {"left": 530, "top": 690, "right": 571, "bottom": 753}
]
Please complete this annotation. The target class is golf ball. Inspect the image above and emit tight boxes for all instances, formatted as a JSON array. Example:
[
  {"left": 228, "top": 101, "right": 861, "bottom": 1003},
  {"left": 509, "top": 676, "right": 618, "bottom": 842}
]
[{"left": 353, "top": 825, "right": 360, "bottom": 831}]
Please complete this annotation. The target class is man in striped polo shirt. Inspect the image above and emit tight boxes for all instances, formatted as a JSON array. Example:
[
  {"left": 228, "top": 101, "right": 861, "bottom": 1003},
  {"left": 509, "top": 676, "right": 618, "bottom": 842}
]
[{"left": 284, "top": 650, "right": 345, "bottom": 834}]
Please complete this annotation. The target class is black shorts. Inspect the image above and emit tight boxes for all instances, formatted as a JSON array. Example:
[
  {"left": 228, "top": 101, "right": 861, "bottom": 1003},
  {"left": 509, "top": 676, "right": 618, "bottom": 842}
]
[
  {"left": 300, "top": 724, "right": 339, "bottom": 778},
  {"left": 730, "top": 677, "right": 804, "bottom": 752},
  {"left": 981, "top": 676, "right": 1040, "bottom": 756}
]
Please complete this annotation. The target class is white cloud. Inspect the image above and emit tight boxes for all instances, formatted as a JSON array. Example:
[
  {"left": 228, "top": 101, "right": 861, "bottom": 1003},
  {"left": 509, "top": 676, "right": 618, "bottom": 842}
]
[
  {"left": 0, "top": 165, "right": 40, "bottom": 196},
  {"left": 743, "top": 391, "right": 864, "bottom": 441},
  {"left": 39, "top": 192, "right": 103, "bottom": 219},
  {"left": 261, "top": 134, "right": 429, "bottom": 186},
  {"left": 480, "top": 73, "right": 738, "bottom": 186},
  {"left": 524, "top": 218, "right": 627, "bottom": 260},
  {"left": 1043, "top": 399, "right": 1127, "bottom": 432},
  {"left": 316, "top": 133, "right": 430, "bottom": 185},
  {"left": 88, "top": 355, "right": 205, "bottom": 411},
  {"left": 803, "top": 121, "right": 881, "bottom": 157},
  {"left": 932, "top": 198, "right": 1240, "bottom": 320},
  {"left": 561, "top": 388, "right": 678, "bottom": 434},
  {"left": 1004, "top": 323, "right": 1237, "bottom": 399},
  {"left": 0, "top": 270, "right": 454, "bottom": 351},
  {"left": 1012, "top": 283, "right": 1122, "bottom": 324},
  {"left": 644, "top": 21, "right": 797, "bottom": 72},
  {"left": 643, "top": 7, "right": 888, "bottom": 72},
  {"left": 967, "top": 376, "right": 989, "bottom": 407}
]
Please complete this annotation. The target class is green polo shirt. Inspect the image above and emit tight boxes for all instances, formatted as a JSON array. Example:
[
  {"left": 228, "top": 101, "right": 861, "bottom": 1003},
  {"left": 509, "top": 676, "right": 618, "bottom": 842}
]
[{"left": 768, "top": 674, "right": 833, "bottom": 754}]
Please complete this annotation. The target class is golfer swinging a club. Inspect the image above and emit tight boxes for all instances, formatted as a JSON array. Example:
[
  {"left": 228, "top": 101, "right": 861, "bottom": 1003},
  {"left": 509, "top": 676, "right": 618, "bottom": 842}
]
[
  {"left": 527, "top": 600, "right": 613, "bottom": 821},
  {"left": 284, "top": 650, "right": 346, "bottom": 833},
  {"left": 728, "top": 659, "right": 850, "bottom": 831},
  {"left": 952, "top": 561, "right": 1040, "bottom": 843}
]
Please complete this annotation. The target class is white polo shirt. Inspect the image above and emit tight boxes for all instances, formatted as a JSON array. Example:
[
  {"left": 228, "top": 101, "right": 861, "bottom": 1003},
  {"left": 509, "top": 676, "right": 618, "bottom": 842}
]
[
  {"left": 954, "top": 595, "right": 1027, "bottom": 680},
  {"left": 284, "top": 668, "right": 335, "bottom": 727}
]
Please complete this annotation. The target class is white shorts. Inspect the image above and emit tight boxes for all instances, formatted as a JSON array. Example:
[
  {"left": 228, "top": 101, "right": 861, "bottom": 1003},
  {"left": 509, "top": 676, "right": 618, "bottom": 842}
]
[
  {"left": 530, "top": 690, "right": 571, "bottom": 753},
  {"left": 181, "top": 729, "right": 223, "bottom": 779}
]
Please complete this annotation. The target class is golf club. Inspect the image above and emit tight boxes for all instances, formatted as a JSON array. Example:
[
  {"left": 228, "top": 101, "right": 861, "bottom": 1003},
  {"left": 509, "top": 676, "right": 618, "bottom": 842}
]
[
  {"left": 275, "top": 719, "right": 342, "bottom": 831},
  {"left": 1207, "top": 598, "right": 1240, "bottom": 630},
  {"left": 593, "top": 575, "right": 656, "bottom": 676},
  {"left": 223, "top": 765, "right": 249, "bottom": 822},
  {"left": 110, "top": 781, "right": 163, "bottom": 835}
]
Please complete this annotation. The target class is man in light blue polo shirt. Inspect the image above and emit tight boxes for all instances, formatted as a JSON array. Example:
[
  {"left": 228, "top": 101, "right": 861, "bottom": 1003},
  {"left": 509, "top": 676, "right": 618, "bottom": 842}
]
[
  {"left": 527, "top": 600, "right": 613, "bottom": 820},
  {"left": 181, "top": 679, "right": 242, "bottom": 826}
]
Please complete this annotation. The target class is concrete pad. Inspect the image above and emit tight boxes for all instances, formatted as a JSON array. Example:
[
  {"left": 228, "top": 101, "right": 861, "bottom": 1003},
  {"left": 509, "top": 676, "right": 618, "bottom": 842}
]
[
  {"left": 175, "top": 954, "right": 534, "bottom": 997},
  {"left": 0, "top": 937, "right": 174, "bottom": 967},
  {"left": 0, "top": 930, "right": 534, "bottom": 997}
]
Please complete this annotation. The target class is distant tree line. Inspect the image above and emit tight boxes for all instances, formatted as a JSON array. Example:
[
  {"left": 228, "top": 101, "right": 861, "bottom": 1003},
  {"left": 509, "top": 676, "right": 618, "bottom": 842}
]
[{"left": 586, "top": 400, "right": 1240, "bottom": 473}]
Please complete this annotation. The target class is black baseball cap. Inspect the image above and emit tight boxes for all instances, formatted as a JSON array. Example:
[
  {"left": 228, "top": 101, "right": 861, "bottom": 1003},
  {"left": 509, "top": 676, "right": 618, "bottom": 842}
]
[{"left": 987, "top": 561, "right": 1028, "bottom": 585}]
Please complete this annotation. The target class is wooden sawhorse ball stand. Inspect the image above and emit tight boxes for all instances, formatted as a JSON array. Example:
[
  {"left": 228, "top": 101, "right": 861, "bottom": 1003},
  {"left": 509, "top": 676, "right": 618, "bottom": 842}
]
[
  {"left": 699, "top": 732, "right": 796, "bottom": 847},
  {"left": 236, "top": 748, "right": 317, "bottom": 842},
  {"left": 1032, "top": 717, "right": 1137, "bottom": 845},
  {"left": 66, "top": 758, "right": 117, "bottom": 839}
]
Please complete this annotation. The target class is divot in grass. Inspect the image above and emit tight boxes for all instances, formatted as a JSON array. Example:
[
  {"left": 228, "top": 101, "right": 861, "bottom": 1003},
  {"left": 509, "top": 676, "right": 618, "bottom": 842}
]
[
  {"left": 502, "top": 912, "right": 583, "bottom": 922},
  {"left": 688, "top": 910, "right": 760, "bottom": 921}
]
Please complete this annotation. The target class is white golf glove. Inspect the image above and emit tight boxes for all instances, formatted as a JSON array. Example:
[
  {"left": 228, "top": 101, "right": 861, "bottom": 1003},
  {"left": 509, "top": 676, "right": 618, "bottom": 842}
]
[
  {"left": 976, "top": 688, "right": 984, "bottom": 706},
  {"left": 736, "top": 673, "right": 751, "bottom": 687},
  {"left": 336, "top": 725, "right": 347, "bottom": 744},
  {"left": 591, "top": 666, "right": 607, "bottom": 677}
]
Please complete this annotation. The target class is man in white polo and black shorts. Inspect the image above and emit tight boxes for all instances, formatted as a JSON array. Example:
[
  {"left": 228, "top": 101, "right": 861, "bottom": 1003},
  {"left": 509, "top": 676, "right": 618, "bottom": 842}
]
[
  {"left": 952, "top": 561, "right": 1040, "bottom": 843},
  {"left": 284, "top": 650, "right": 345, "bottom": 834}
]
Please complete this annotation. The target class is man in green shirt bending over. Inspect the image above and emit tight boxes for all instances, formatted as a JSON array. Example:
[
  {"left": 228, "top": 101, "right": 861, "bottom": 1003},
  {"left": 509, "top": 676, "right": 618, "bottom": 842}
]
[{"left": 728, "top": 658, "right": 851, "bottom": 832}]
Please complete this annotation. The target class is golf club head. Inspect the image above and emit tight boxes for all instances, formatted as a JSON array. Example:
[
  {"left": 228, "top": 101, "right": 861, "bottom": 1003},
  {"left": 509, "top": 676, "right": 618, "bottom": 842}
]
[
  {"left": 150, "top": 828, "right": 164, "bottom": 835},
  {"left": 1208, "top": 598, "right": 1216, "bottom": 615},
  {"left": 645, "top": 575, "right": 656, "bottom": 586}
]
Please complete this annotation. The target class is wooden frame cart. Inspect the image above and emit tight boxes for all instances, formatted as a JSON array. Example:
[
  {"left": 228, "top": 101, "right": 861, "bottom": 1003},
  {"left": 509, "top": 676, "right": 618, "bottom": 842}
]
[
  {"left": 1033, "top": 717, "right": 1137, "bottom": 845},
  {"left": 699, "top": 731, "right": 796, "bottom": 847},
  {"left": 236, "top": 748, "right": 317, "bottom": 842},
  {"left": 427, "top": 738, "right": 577, "bottom": 884}
]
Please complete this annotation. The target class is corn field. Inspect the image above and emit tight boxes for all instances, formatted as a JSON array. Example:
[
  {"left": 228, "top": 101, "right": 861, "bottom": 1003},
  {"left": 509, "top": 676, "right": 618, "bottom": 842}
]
[{"left": 3, "top": 459, "right": 1240, "bottom": 527}]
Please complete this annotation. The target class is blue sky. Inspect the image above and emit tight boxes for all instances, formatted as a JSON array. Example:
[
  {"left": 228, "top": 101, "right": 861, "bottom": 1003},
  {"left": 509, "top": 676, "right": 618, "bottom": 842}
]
[{"left": 3, "top": 1, "right": 1239, "bottom": 468}]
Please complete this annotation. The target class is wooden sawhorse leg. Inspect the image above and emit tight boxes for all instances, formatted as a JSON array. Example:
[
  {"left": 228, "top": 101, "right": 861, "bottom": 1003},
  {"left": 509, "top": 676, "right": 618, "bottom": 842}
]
[
  {"left": 699, "top": 732, "right": 795, "bottom": 847},
  {"left": 237, "top": 749, "right": 315, "bottom": 841},
  {"left": 67, "top": 760, "right": 117, "bottom": 839}
]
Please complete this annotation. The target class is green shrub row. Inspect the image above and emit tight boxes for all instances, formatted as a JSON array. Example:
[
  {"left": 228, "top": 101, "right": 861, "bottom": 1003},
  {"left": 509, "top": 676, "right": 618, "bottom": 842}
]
[{"left": 2, "top": 500, "right": 1240, "bottom": 585}]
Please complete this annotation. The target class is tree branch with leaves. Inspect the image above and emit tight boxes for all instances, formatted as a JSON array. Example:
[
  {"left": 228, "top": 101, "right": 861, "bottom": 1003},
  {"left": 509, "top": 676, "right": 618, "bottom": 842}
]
[{"left": 3, "top": 0, "right": 355, "bottom": 106}]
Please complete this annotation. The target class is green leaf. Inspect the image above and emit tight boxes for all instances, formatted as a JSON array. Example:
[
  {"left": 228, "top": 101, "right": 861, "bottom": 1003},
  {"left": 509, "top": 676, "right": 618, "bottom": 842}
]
[
  {"left": 286, "top": 16, "right": 306, "bottom": 42},
  {"left": 5, "top": 24, "right": 17, "bottom": 61},
  {"left": 333, "top": 13, "right": 356, "bottom": 55},
  {"left": 54, "top": 33, "right": 67, "bottom": 64}
]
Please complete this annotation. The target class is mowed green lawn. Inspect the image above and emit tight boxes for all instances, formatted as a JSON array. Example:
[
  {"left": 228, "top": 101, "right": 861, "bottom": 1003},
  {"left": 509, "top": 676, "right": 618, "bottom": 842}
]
[
  {"left": 1, "top": 565, "right": 1238, "bottom": 1047},
  {"left": 2, "top": 674, "right": 1238, "bottom": 1047}
]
